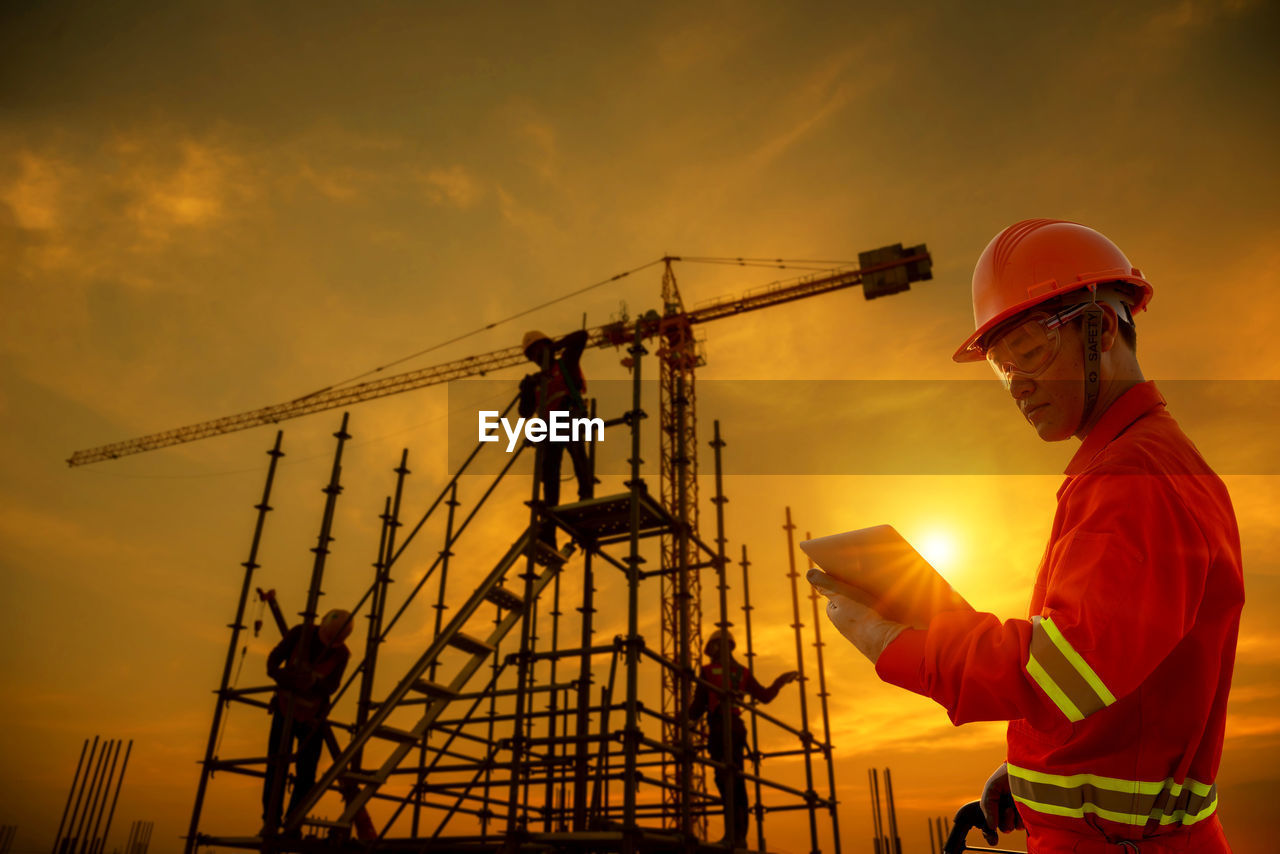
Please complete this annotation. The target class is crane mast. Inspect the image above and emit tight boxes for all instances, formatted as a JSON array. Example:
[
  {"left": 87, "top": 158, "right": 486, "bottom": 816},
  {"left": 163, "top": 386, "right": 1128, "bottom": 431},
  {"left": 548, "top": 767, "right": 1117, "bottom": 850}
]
[{"left": 655, "top": 258, "right": 707, "bottom": 826}]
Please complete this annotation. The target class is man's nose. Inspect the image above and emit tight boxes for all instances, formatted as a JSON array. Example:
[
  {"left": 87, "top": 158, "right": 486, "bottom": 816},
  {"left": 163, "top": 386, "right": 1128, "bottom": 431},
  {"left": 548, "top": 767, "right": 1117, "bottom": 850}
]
[{"left": 1009, "top": 375, "right": 1035, "bottom": 401}]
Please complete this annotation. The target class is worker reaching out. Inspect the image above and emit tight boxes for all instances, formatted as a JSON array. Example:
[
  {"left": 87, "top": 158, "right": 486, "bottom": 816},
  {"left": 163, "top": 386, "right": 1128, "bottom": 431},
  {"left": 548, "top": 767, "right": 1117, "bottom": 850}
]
[
  {"left": 689, "top": 629, "right": 798, "bottom": 848},
  {"left": 520, "top": 329, "right": 596, "bottom": 548},
  {"left": 810, "top": 220, "right": 1243, "bottom": 854},
  {"left": 261, "top": 608, "right": 354, "bottom": 835}
]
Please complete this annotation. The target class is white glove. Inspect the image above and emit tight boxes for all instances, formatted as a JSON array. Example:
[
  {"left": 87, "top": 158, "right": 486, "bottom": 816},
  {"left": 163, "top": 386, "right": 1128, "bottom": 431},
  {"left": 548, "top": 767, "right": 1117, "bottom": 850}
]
[
  {"left": 807, "top": 569, "right": 906, "bottom": 664},
  {"left": 980, "top": 762, "right": 1023, "bottom": 844}
]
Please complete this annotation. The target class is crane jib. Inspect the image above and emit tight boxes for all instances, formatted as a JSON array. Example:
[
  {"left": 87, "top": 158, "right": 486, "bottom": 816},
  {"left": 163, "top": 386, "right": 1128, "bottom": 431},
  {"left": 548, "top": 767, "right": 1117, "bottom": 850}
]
[{"left": 66, "top": 247, "right": 929, "bottom": 466}]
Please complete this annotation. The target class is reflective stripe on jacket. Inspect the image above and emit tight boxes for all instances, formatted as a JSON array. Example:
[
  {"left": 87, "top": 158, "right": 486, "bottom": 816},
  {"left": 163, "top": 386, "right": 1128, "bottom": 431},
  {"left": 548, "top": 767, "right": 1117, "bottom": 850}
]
[{"left": 876, "top": 382, "right": 1243, "bottom": 850}]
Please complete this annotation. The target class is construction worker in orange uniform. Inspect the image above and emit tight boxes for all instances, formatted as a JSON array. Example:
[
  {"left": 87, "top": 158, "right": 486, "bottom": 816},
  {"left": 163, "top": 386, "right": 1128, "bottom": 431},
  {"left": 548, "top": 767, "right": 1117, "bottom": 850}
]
[
  {"left": 689, "top": 629, "right": 798, "bottom": 847},
  {"left": 809, "top": 220, "right": 1243, "bottom": 853},
  {"left": 520, "top": 329, "right": 595, "bottom": 548}
]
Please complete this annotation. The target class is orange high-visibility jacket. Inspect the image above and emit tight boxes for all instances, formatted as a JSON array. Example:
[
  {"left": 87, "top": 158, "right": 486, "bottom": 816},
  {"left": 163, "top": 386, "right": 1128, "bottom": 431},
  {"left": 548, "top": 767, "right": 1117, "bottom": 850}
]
[{"left": 877, "top": 382, "right": 1243, "bottom": 852}]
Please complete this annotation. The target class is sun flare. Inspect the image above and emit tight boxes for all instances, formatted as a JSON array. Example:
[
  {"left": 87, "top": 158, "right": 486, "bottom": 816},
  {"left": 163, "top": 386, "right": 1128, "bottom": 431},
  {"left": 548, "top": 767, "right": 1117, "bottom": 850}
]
[{"left": 914, "top": 529, "right": 959, "bottom": 571}]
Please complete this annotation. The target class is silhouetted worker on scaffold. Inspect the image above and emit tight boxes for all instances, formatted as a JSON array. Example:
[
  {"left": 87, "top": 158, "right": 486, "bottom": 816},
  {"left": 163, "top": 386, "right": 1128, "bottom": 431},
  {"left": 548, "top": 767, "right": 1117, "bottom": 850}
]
[
  {"left": 519, "top": 329, "right": 595, "bottom": 549},
  {"left": 689, "top": 628, "right": 799, "bottom": 848},
  {"left": 261, "top": 608, "right": 353, "bottom": 836}
]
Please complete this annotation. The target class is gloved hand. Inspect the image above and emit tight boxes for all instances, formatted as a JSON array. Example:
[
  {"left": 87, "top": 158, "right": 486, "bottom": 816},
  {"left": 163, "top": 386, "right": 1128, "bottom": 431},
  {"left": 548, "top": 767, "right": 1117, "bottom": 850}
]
[
  {"left": 979, "top": 762, "right": 1023, "bottom": 845},
  {"left": 807, "top": 569, "right": 906, "bottom": 664}
]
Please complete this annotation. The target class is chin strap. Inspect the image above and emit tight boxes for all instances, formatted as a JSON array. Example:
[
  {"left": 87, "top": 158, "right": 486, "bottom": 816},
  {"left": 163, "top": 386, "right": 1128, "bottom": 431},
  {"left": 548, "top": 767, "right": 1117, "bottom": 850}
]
[{"left": 1079, "top": 286, "right": 1104, "bottom": 433}]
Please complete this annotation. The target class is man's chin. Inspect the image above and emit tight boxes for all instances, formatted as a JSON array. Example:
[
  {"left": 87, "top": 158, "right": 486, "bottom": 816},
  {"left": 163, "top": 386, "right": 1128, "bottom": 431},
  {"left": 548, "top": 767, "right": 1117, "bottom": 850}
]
[{"left": 1030, "top": 418, "right": 1074, "bottom": 442}]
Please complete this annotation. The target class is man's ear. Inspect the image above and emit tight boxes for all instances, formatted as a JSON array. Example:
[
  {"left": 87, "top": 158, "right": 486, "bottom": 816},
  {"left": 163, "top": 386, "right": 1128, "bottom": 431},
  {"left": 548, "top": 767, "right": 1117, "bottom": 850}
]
[{"left": 1098, "top": 303, "right": 1120, "bottom": 353}]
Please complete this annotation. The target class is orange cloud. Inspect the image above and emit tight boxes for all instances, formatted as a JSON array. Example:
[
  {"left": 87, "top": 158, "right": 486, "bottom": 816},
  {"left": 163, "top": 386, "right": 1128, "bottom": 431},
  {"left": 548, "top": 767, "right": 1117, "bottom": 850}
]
[
  {"left": 2, "top": 151, "right": 65, "bottom": 230},
  {"left": 418, "top": 164, "right": 482, "bottom": 208}
]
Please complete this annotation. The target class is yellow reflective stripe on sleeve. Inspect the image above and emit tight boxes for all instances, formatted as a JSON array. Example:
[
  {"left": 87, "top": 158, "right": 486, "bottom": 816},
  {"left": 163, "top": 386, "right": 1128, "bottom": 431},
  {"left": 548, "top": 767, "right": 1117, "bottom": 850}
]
[
  {"left": 1039, "top": 616, "right": 1117, "bottom": 706},
  {"left": 1025, "top": 652, "right": 1084, "bottom": 722},
  {"left": 1007, "top": 763, "right": 1218, "bottom": 828},
  {"left": 1026, "top": 615, "right": 1115, "bottom": 721}
]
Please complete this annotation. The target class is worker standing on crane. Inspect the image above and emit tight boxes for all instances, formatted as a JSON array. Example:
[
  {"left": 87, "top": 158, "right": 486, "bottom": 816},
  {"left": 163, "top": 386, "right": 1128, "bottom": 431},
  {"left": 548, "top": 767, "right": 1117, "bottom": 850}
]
[
  {"left": 810, "top": 220, "right": 1242, "bottom": 853},
  {"left": 261, "top": 609, "right": 354, "bottom": 836},
  {"left": 520, "top": 328, "right": 595, "bottom": 548},
  {"left": 689, "top": 628, "right": 798, "bottom": 847}
]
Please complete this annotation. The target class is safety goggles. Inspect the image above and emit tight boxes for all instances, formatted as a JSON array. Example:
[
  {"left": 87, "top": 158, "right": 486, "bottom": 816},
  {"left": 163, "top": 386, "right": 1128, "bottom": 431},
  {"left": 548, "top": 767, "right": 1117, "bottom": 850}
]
[{"left": 983, "top": 302, "right": 1091, "bottom": 388}]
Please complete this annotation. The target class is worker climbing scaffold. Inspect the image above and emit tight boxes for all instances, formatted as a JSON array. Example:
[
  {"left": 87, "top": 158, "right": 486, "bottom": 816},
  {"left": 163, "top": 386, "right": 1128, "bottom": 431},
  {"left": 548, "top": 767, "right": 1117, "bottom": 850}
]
[{"left": 260, "top": 609, "right": 353, "bottom": 837}]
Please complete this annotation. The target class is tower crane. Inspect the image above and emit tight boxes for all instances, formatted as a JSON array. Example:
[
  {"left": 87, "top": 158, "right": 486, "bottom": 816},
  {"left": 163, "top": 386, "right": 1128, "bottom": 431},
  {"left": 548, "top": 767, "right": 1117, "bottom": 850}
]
[{"left": 68, "top": 242, "right": 932, "bottom": 823}]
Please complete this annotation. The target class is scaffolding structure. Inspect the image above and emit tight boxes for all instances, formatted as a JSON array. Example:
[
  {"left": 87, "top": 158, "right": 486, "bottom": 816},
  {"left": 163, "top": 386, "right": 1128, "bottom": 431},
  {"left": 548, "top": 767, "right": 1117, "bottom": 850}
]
[{"left": 185, "top": 328, "right": 843, "bottom": 854}]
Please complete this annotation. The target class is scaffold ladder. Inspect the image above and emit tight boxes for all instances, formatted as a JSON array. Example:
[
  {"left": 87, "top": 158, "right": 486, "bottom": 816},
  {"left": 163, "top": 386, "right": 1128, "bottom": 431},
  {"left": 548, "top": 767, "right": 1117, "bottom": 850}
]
[{"left": 283, "top": 522, "right": 574, "bottom": 833}]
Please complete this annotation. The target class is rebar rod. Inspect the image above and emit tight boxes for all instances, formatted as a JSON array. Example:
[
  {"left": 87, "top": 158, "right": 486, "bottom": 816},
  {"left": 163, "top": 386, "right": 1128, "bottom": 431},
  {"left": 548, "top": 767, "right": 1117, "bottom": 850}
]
[
  {"left": 82, "top": 739, "right": 120, "bottom": 854},
  {"left": 886, "top": 767, "right": 902, "bottom": 854},
  {"left": 97, "top": 740, "right": 132, "bottom": 854},
  {"left": 52, "top": 739, "right": 89, "bottom": 854},
  {"left": 70, "top": 738, "right": 108, "bottom": 854},
  {"left": 870, "top": 768, "right": 884, "bottom": 854}
]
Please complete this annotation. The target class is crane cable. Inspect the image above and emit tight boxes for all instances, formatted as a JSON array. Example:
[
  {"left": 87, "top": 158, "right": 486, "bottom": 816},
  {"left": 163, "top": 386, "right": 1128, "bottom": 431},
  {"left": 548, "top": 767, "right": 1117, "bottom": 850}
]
[
  {"left": 678, "top": 255, "right": 861, "bottom": 271},
  {"left": 291, "top": 257, "right": 667, "bottom": 403}
]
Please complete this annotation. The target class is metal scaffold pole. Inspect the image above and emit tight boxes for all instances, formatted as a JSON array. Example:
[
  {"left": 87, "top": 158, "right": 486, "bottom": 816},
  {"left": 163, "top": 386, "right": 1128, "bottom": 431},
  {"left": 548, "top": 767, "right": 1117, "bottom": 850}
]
[
  {"left": 621, "top": 321, "right": 646, "bottom": 853},
  {"left": 543, "top": 562, "right": 564, "bottom": 831},
  {"left": 806, "top": 531, "right": 843, "bottom": 854},
  {"left": 184, "top": 432, "right": 281, "bottom": 850},
  {"left": 571, "top": 548, "right": 597, "bottom": 831},
  {"left": 709, "top": 420, "right": 736, "bottom": 847},
  {"left": 739, "top": 544, "right": 767, "bottom": 850},
  {"left": 784, "top": 507, "right": 822, "bottom": 854},
  {"left": 268, "top": 415, "right": 351, "bottom": 835},
  {"left": 505, "top": 435, "right": 545, "bottom": 843}
]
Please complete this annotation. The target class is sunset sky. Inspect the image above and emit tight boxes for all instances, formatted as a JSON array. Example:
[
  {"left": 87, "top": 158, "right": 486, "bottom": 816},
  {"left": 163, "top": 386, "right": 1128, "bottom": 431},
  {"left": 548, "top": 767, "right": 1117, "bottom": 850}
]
[{"left": 3, "top": 2, "right": 1279, "bottom": 853}]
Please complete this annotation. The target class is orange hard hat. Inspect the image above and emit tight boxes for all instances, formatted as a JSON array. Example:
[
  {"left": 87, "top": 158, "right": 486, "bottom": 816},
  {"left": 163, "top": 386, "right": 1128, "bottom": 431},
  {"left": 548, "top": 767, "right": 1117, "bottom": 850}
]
[{"left": 953, "top": 219, "right": 1153, "bottom": 363}]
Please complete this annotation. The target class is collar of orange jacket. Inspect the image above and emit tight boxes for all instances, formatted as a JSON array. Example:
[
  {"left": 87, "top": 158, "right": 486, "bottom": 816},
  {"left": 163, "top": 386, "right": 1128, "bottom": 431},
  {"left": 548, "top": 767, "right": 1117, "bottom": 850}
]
[{"left": 1064, "top": 380, "right": 1166, "bottom": 476}]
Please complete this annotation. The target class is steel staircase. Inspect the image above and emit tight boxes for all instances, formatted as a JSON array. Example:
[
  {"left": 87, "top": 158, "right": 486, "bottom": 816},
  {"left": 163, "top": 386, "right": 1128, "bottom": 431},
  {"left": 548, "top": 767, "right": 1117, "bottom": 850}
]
[{"left": 283, "top": 521, "right": 574, "bottom": 833}]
